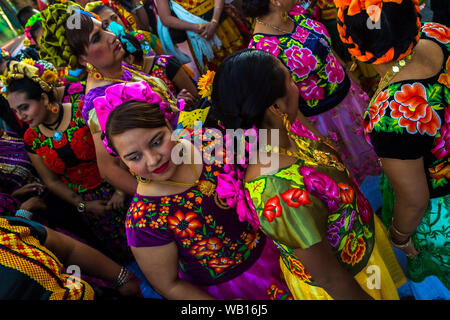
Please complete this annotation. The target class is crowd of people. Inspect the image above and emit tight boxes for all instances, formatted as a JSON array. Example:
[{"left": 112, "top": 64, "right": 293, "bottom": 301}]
[{"left": 0, "top": 0, "right": 448, "bottom": 301}]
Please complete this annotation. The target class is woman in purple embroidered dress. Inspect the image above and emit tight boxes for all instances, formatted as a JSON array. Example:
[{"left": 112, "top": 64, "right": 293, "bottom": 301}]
[
  {"left": 244, "top": 0, "right": 380, "bottom": 185},
  {"left": 100, "top": 81, "right": 291, "bottom": 300}
]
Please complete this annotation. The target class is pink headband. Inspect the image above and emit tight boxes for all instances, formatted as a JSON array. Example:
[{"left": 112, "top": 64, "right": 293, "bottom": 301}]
[{"left": 93, "top": 80, "right": 175, "bottom": 154}]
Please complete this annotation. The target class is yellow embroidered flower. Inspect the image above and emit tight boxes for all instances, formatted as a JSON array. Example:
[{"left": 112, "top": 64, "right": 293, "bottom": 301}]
[
  {"left": 194, "top": 234, "right": 203, "bottom": 241},
  {"left": 138, "top": 218, "right": 147, "bottom": 227},
  {"left": 160, "top": 206, "right": 169, "bottom": 214},
  {"left": 161, "top": 196, "right": 171, "bottom": 204},
  {"left": 157, "top": 215, "right": 167, "bottom": 225},
  {"left": 197, "top": 70, "right": 215, "bottom": 99},
  {"left": 182, "top": 239, "right": 191, "bottom": 246},
  {"left": 173, "top": 195, "right": 182, "bottom": 202},
  {"left": 223, "top": 237, "right": 230, "bottom": 245},
  {"left": 150, "top": 221, "right": 159, "bottom": 229},
  {"left": 21, "top": 58, "right": 35, "bottom": 66},
  {"left": 147, "top": 203, "right": 156, "bottom": 211},
  {"left": 205, "top": 215, "right": 214, "bottom": 224},
  {"left": 215, "top": 226, "right": 223, "bottom": 234},
  {"left": 184, "top": 201, "right": 193, "bottom": 209}
]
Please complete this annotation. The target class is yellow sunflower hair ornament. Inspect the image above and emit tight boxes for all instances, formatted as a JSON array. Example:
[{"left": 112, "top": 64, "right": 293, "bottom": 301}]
[{"left": 197, "top": 70, "right": 216, "bottom": 100}]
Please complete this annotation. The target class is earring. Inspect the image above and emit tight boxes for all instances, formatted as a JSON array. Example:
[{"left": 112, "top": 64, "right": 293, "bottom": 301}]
[
  {"left": 281, "top": 10, "right": 288, "bottom": 23},
  {"left": 48, "top": 103, "right": 59, "bottom": 114},
  {"left": 282, "top": 113, "right": 292, "bottom": 133},
  {"left": 129, "top": 169, "right": 150, "bottom": 184},
  {"left": 85, "top": 62, "right": 103, "bottom": 80}
]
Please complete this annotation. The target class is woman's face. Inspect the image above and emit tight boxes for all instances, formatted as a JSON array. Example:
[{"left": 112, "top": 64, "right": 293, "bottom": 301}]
[
  {"left": 98, "top": 6, "right": 126, "bottom": 29},
  {"left": 112, "top": 126, "right": 180, "bottom": 182},
  {"left": 81, "top": 18, "right": 125, "bottom": 71},
  {"left": 33, "top": 26, "right": 43, "bottom": 48},
  {"left": 275, "top": 0, "right": 299, "bottom": 12},
  {"left": 7, "top": 91, "right": 48, "bottom": 127},
  {"left": 273, "top": 60, "right": 300, "bottom": 124}
]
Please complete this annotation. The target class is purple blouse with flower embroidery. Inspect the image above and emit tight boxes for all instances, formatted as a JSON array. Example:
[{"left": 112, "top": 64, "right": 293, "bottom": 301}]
[
  {"left": 249, "top": 13, "right": 350, "bottom": 117},
  {"left": 126, "top": 160, "right": 266, "bottom": 286}
]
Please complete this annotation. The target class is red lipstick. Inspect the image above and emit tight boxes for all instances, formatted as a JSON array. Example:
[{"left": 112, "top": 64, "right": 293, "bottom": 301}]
[{"left": 152, "top": 161, "right": 169, "bottom": 174}]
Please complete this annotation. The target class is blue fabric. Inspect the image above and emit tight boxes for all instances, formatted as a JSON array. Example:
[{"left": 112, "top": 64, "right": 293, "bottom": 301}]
[
  {"left": 126, "top": 261, "right": 164, "bottom": 299},
  {"left": 107, "top": 21, "right": 137, "bottom": 54},
  {"left": 360, "top": 175, "right": 383, "bottom": 213}
]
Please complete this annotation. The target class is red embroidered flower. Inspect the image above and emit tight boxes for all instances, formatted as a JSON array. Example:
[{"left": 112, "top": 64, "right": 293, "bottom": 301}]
[
  {"left": 364, "top": 90, "right": 390, "bottom": 133},
  {"left": 52, "top": 133, "right": 68, "bottom": 149},
  {"left": 390, "top": 83, "right": 441, "bottom": 135},
  {"left": 288, "top": 256, "right": 311, "bottom": 281},
  {"left": 168, "top": 211, "right": 202, "bottom": 238},
  {"left": 263, "top": 196, "right": 282, "bottom": 222},
  {"left": 422, "top": 22, "right": 450, "bottom": 44},
  {"left": 341, "top": 233, "right": 366, "bottom": 266},
  {"left": 130, "top": 200, "right": 146, "bottom": 220},
  {"left": 429, "top": 162, "right": 450, "bottom": 182},
  {"left": 36, "top": 146, "right": 66, "bottom": 174},
  {"left": 338, "top": 183, "right": 354, "bottom": 204},
  {"left": 280, "top": 188, "right": 312, "bottom": 208},
  {"left": 244, "top": 231, "right": 260, "bottom": 250},
  {"left": 24, "top": 128, "right": 38, "bottom": 147},
  {"left": 189, "top": 237, "right": 223, "bottom": 257},
  {"left": 70, "top": 126, "right": 96, "bottom": 160},
  {"left": 266, "top": 284, "right": 288, "bottom": 300},
  {"left": 207, "top": 257, "right": 235, "bottom": 274},
  {"left": 65, "top": 162, "right": 102, "bottom": 189}
]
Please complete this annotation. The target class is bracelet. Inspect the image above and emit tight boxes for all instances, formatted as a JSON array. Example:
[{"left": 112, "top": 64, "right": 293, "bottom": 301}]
[
  {"left": 115, "top": 190, "right": 125, "bottom": 196},
  {"left": 15, "top": 209, "right": 33, "bottom": 220},
  {"left": 133, "top": 1, "right": 144, "bottom": 12},
  {"left": 114, "top": 266, "right": 132, "bottom": 288},
  {"left": 211, "top": 18, "right": 218, "bottom": 24},
  {"left": 391, "top": 219, "right": 412, "bottom": 237}
]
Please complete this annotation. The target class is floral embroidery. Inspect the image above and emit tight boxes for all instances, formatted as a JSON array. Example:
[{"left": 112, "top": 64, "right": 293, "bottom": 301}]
[
  {"left": 287, "top": 256, "right": 312, "bottom": 281},
  {"left": 300, "top": 166, "right": 340, "bottom": 212},
  {"left": 364, "top": 89, "right": 390, "bottom": 133},
  {"left": 168, "top": 211, "right": 202, "bottom": 238},
  {"left": 431, "top": 106, "right": 450, "bottom": 160},
  {"left": 285, "top": 46, "right": 317, "bottom": 79},
  {"left": 340, "top": 232, "right": 366, "bottom": 266},
  {"left": 422, "top": 22, "right": 450, "bottom": 44},
  {"left": 262, "top": 195, "right": 283, "bottom": 222},
  {"left": 255, "top": 36, "right": 281, "bottom": 56},
  {"left": 292, "top": 26, "right": 309, "bottom": 43},
  {"left": 325, "top": 54, "right": 345, "bottom": 84},
  {"left": 297, "top": 75, "right": 325, "bottom": 101}
]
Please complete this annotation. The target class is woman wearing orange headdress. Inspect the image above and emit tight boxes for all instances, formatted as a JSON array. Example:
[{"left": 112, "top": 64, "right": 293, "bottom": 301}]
[{"left": 335, "top": 0, "right": 450, "bottom": 299}]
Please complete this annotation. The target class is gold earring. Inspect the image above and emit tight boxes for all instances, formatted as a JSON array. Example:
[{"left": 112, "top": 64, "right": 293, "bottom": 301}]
[
  {"left": 281, "top": 113, "right": 291, "bottom": 133},
  {"left": 129, "top": 169, "right": 150, "bottom": 184},
  {"left": 48, "top": 102, "right": 59, "bottom": 114},
  {"left": 281, "top": 10, "right": 288, "bottom": 23},
  {"left": 85, "top": 62, "right": 103, "bottom": 80}
]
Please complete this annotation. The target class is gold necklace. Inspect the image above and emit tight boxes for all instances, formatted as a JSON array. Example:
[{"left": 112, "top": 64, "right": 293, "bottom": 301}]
[
  {"left": 156, "top": 162, "right": 200, "bottom": 188},
  {"left": 370, "top": 49, "right": 416, "bottom": 104}
]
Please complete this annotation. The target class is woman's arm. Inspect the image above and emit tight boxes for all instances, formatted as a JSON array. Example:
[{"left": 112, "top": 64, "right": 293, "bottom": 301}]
[
  {"left": 92, "top": 132, "right": 138, "bottom": 196},
  {"left": 172, "top": 67, "right": 199, "bottom": 97},
  {"left": 155, "top": 0, "right": 204, "bottom": 32},
  {"left": 131, "top": 242, "right": 215, "bottom": 299},
  {"left": 293, "top": 238, "right": 373, "bottom": 300},
  {"left": 200, "top": 0, "right": 224, "bottom": 40},
  {"left": 44, "top": 226, "right": 142, "bottom": 296},
  {"left": 379, "top": 157, "right": 429, "bottom": 256},
  {"left": 131, "top": 0, "right": 152, "bottom": 32}
]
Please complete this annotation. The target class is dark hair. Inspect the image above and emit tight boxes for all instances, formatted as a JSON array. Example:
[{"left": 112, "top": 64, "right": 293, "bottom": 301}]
[
  {"left": 65, "top": 13, "right": 94, "bottom": 58},
  {"left": 122, "top": 33, "right": 144, "bottom": 65},
  {"left": 105, "top": 101, "right": 168, "bottom": 154},
  {"left": 17, "top": 6, "right": 38, "bottom": 27},
  {"left": 30, "top": 20, "right": 43, "bottom": 44},
  {"left": 211, "top": 49, "right": 286, "bottom": 130},
  {"left": 242, "top": 0, "right": 271, "bottom": 18},
  {"left": 7, "top": 77, "right": 56, "bottom": 103},
  {"left": 341, "top": 0, "right": 419, "bottom": 63},
  {"left": 91, "top": 4, "right": 108, "bottom": 15}
]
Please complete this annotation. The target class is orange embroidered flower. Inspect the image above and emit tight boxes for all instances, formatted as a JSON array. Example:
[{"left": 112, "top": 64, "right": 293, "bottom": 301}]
[
  {"left": 147, "top": 203, "right": 156, "bottom": 211},
  {"left": 244, "top": 231, "right": 260, "bottom": 250},
  {"left": 341, "top": 233, "right": 366, "bottom": 266},
  {"left": 161, "top": 197, "right": 171, "bottom": 204},
  {"left": 138, "top": 218, "right": 146, "bottom": 227},
  {"left": 168, "top": 211, "right": 202, "bottom": 238},
  {"left": 131, "top": 200, "right": 145, "bottom": 220},
  {"left": 390, "top": 83, "right": 441, "bottom": 136},
  {"left": 364, "top": 89, "right": 390, "bottom": 133},
  {"left": 184, "top": 201, "right": 193, "bottom": 209},
  {"left": 235, "top": 253, "right": 243, "bottom": 264},
  {"left": 338, "top": 183, "right": 355, "bottom": 204},
  {"left": 423, "top": 22, "right": 450, "bottom": 44},
  {"left": 182, "top": 239, "right": 191, "bottom": 246},
  {"left": 173, "top": 195, "right": 182, "bottom": 202},
  {"left": 288, "top": 256, "right": 311, "bottom": 281},
  {"left": 215, "top": 226, "right": 223, "bottom": 234},
  {"left": 437, "top": 57, "right": 450, "bottom": 89},
  {"left": 194, "top": 234, "right": 203, "bottom": 241},
  {"left": 195, "top": 196, "right": 202, "bottom": 204},
  {"left": 266, "top": 284, "right": 286, "bottom": 300},
  {"left": 187, "top": 192, "right": 194, "bottom": 198},
  {"left": 150, "top": 221, "right": 159, "bottom": 229},
  {"left": 159, "top": 206, "right": 169, "bottom": 214},
  {"left": 223, "top": 237, "right": 230, "bottom": 245},
  {"left": 125, "top": 220, "right": 132, "bottom": 228},
  {"left": 208, "top": 257, "right": 235, "bottom": 274},
  {"left": 189, "top": 237, "right": 223, "bottom": 257},
  {"left": 205, "top": 215, "right": 214, "bottom": 224},
  {"left": 157, "top": 215, "right": 167, "bottom": 225},
  {"left": 205, "top": 165, "right": 211, "bottom": 172},
  {"left": 429, "top": 163, "right": 450, "bottom": 181}
]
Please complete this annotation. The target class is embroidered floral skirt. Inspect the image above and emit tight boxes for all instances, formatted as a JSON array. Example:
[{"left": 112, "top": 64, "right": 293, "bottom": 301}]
[
  {"left": 307, "top": 81, "right": 381, "bottom": 185},
  {"left": 280, "top": 215, "right": 406, "bottom": 300},
  {"left": 195, "top": 238, "right": 293, "bottom": 300},
  {"left": 80, "top": 182, "right": 133, "bottom": 264},
  {"left": 380, "top": 173, "right": 450, "bottom": 291}
]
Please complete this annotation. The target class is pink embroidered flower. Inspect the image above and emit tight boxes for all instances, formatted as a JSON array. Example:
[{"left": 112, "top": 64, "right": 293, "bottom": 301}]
[
  {"left": 325, "top": 54, "right": 345, "bottom": 84},
  {"left": 255, "top": 36, "right": 281, "bottom": 56},
  {"left": 67, "top": 82, "right": 84, "bottom": 95},
  {"left": 135, "top": 32, "right": 144, "bottom": 42},
  {"left": 291, "top": 26, "right": 309, "bottom": 44},
  {"left": 431, "top": 106, "right": 450, "bottom": 160},
  {"left": 285, "top": 46, "right": 317, "bottom": 78},
  {"left": 299, "top": 166, "right": 340, "bottom": 212},
  {"left": 290, "top": 119, "right": 318, "bottom": 141},
  {"left": 296, "top": 75, "right": 325, "bottom": 101},
  {"left": 355, "top": 187, "right": 373, "bottom": 225},
  {"left": 305, "top": 18, "right": 329, "bottom": 37},
  {"left": 289, "top": 4, "right": 307, "bottom": 15}
]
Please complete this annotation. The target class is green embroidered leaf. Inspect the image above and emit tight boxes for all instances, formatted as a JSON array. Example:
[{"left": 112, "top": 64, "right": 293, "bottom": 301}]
[
  {"left": 274, "top": 164, "right": 304, "bottom": 185},
  {"left": 329, "top": 82, "right": 339, "bottom": 95},
  {"left": 444, "top": 87, "right": 450, "bottom": 105},
  {"left": 431, "top": 104, "right": 445, "bottom": 111},
  {"left": 306, "top": 99, "right": 319, "bottom": 108},
  {"left": 245, "top": 178, "right": 266, "bottom": 207},
  {"left": 388, "top": 83, "right": 402, "bottom": 97},
  {"left": 427, "top": 84, "right": 442, "bottom": 104},
  {"left": 338, "top": 234, "right": 348, "bottom": 251},
  {"left": 238, "top": 245, "right": 247, "bottom": 253},
  {"left": 243, "top": 249, "right": 251, "bottom": 260},
  {"left": 328, "top": 213, "right": 341, "bottom": 223},
  {"left": 363, "top": 225, "right": 373, "bottom": 238}
]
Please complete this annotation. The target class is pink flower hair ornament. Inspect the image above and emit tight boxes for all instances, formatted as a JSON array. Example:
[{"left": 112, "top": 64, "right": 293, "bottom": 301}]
[{"left": 93, "top": 80, "right": 175, "bottom": 154}]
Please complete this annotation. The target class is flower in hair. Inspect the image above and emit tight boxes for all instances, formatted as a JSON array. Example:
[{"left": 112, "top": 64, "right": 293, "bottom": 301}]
[{"left": 198, "top": 70, "right": 216, "bottom": 100}]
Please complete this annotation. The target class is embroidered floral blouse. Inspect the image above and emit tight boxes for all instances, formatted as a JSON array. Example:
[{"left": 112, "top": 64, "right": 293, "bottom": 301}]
[
  {"left": 365, "top": 23, "right": 450, "bottom": 199},
  {"left": 24, "top": 103, "right": 103, "bottom": 193},
  {"left": 126, "top": 132, "right": 266, "bottom": 286},
  {"left": 249, "top": 13, "right": 350, "bottom": 117},
  {"left": 245, "top": 132, "right": 375, "bottom": 286}
]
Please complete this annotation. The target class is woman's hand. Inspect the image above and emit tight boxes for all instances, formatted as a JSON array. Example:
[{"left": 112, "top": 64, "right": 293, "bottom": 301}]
[
  {"left": 11, "top": 183, "right": 45, "bottom": 200},
  {"left": 177, "top": 89, "right": 197, "bottom": 109},
  {"left": 200, "top": 22, "right": 218, "bottom": 41},
  {"left": 389, "top": 227, "right": 420, "bottom": 258},
  {"left": 107, "top": 191, "right": 126, "bottom": 211},
  {"left": 85, "top": 200, "right": 112, "bottom": 216},
  {"left": 20, "top": 196, "right": 47, "bottom": 212},
  {"left": 117, "top": 274, "right": 143, "bottom": 297}
]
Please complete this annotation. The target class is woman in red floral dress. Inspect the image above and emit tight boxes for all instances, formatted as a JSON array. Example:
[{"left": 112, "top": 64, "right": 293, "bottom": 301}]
[{"left": 4, "top": 61, "right": 132, "bottom": 265}]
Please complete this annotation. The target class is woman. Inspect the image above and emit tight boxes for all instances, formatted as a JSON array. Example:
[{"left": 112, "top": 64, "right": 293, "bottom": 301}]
[
  {"left": 211, "top": 49, "right": 406, "bottom": 300},
  {"left": 334, "top": 0, "right": 449, "bottom": 296},
  {"left": 4, "top": 60, "right": 132, "bottom": 265},
  {"left": 101, "top": 80, "right": 291, "bottom": 300},
  {"left": 24, "top": 12, "right": 44, "bottom": 48},
  {"left": 0, "top": 214, "right": 142, "bottom": 300},
  {"left": 243, "top": 0, "right": 380, "bottom": 185},
  {"left": 156, "top": 0, "right": 250, "bottom": 77},
  {"left": 38, "top": 1, "right": 179, "bottom": 196}
]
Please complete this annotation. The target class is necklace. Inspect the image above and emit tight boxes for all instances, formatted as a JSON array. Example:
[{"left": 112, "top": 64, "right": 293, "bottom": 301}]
[
  {"left": 371, "top": 49, "right": 416, "bottom": 104},
  {"left": 255, "top": 16, "right": 295, "bottom": 34},
  {"left": 157, "top": 162, "right": 200, "bottom": 188},
  {"left": 42, "top": 103, "right": 64, "bottom": 141}
]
